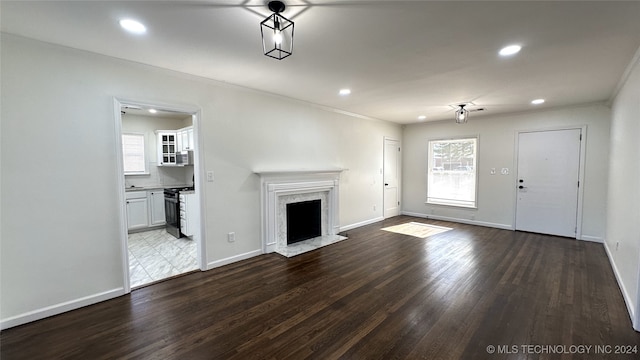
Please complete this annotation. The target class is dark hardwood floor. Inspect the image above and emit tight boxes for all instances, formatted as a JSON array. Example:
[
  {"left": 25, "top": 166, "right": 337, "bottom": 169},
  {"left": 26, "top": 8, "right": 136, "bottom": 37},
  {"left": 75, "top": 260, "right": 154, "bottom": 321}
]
[{"left": 2, "top": 216, "right": 639, "bottom": 359}]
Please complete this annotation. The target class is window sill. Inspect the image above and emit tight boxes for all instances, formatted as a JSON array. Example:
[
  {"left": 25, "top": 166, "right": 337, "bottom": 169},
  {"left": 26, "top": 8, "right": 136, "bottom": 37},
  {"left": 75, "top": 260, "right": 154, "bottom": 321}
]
[
  {"left": 426, "top": 201, "right": 477, "bottom": 209},
  {"left": 125, "top": 172, "right": 150, "bottom": 176}
]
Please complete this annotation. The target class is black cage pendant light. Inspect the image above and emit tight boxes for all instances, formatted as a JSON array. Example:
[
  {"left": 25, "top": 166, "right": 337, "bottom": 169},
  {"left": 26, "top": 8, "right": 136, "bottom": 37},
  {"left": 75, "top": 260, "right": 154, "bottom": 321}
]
[
  {"left": 260, "top": 1, "right": 294, "bottom": 60},
  {"left": 455, "top": 104, "right": 469, "bottom": 124}
]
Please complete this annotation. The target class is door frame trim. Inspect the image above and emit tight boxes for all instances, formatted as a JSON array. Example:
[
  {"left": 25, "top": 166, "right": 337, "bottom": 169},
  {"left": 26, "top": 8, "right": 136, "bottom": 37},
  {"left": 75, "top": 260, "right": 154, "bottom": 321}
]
[
  {"left": 513, "top": 125, "right": 587, "bottom": 239},
  {"left": 383, "top": 137, "right": 401, "bottom": 219},
  {"left": 113, "top": 97, "right": 207, "bottom": 294}
]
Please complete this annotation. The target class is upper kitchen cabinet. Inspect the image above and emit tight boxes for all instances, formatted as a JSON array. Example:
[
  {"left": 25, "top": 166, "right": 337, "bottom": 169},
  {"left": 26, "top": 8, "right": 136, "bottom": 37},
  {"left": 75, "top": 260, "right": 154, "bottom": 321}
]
[
  {"left": 176, "top": 126, "right": 194, "bottom": 152},
  {"left": 156, "top": 130, "right": 177, "bottom": 166}
]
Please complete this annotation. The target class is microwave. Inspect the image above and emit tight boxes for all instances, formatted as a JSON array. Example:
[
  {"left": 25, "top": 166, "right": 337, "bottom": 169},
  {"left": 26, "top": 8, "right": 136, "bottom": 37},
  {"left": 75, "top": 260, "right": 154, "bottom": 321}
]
[{"left": 177, "top": 150, "right": 194, "bottom": 166}]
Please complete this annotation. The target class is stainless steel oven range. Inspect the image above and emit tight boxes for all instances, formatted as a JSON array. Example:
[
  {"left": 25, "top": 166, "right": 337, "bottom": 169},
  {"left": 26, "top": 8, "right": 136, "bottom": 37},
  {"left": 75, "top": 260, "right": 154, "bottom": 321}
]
[{"left": 164, "top": 187, "right": 193, "bottom": 238}]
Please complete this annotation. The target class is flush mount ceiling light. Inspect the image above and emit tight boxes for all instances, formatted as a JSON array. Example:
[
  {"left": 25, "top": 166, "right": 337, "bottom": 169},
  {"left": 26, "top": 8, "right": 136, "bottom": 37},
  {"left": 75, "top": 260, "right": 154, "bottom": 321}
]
[
  {"left": 499, "top": 44, "right": 521, "bottom": 56},
  {"left": 260, "top": 1, "right": 294, "bottom": 60},
  {"left": 455, "top": 104, "right": 469, "bottom": 124},
  {"left": 148, "top": 109, "right": 157, "bottom": 114},
  {"left": 531, "top": 98, "right": 545, "bottom": 105},
  {"left": 339, "top": 88, "right": 351, "bottom": 96},
  {"left": 417, "top": 115, "right": 427, "bottom": 121},
  {"left": 119, "top": 19, "right": 146, "bottom": 35}
]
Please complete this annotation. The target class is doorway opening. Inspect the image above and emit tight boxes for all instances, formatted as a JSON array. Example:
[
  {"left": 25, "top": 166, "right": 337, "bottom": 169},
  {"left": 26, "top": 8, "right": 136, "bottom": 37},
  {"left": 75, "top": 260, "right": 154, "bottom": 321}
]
[{"left": 114, "top": 99, "right": 204, "bottom": 291}]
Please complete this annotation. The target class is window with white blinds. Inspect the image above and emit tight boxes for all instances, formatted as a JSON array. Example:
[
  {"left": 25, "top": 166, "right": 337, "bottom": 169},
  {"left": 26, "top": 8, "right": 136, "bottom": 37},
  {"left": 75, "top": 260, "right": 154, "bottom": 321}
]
[{"left": 122, "top": 133, "right": 147, "bottom": 174}]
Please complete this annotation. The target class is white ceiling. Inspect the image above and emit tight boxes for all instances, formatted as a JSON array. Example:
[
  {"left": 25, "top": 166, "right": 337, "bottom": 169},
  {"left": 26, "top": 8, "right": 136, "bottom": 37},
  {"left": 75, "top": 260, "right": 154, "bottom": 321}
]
[{"left": 2, "top": 0, "right": 640, "bottom": 124}]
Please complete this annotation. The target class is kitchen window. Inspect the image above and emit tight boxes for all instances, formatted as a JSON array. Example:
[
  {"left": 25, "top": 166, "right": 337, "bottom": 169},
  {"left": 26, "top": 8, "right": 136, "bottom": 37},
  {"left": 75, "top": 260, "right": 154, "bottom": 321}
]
[
  {"left": 427, "top": 137, "right": 478, "bottom": 208},
  {"left": 122, "top": 133, "right": 147, "bottom": 175}
]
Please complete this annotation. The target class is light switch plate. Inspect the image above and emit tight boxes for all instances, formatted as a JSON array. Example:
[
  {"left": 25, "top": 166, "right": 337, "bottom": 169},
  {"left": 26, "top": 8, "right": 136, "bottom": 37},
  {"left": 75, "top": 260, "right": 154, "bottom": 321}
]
[
  {"left": 501, "top": 168, "right": 509, "bottom": 175},
  {"left": 207, "top": 171, "right": 214, "bottom": 182},
  {"left": 490, "top": 168, "right": 496, "bottom": 175}
]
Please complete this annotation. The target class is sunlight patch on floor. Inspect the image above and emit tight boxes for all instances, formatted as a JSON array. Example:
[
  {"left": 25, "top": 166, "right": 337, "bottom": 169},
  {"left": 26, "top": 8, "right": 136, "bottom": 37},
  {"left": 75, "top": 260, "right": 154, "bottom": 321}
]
[{"left": 382, "top": 222, "right": 452, "bottom": 238}]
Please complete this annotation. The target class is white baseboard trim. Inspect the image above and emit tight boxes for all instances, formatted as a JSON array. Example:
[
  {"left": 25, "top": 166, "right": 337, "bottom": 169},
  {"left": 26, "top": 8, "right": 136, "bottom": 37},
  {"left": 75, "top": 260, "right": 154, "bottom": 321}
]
[
  {"left": 207, "top": 249, "right": 262, "bottom": 270},
  {"left": 0, "top": 287, "right": 125, "bottom": 330},
  {"left": 340, "top": 216, "right": 384, "bottom": 232},
  {"left": 603, "top": 242, "right": 637, "bottom": 330},
  {"left": 580, "top": 235, "right": 604, "bottom": 243},
  {"left": 402, "top": 211, "right": 514, "bottom": 230}
]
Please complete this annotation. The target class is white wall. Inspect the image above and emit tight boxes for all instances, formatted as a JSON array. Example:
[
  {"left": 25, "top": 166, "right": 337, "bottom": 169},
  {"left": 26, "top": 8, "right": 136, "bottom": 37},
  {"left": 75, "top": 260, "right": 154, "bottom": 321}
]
[
  {"left": 402, "top": 103, "right": 610, "bottom": 240},
  {"left": 0, "top": 34, "right": 401, "bottom": 328},
  {"left": 606, "top": 56, "right": 640, "bottom": 330}
]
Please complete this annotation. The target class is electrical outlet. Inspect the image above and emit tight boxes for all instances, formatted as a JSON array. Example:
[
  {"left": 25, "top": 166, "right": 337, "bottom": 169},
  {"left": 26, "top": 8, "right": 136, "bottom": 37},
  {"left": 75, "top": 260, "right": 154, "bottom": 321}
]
[
  {"left": 207, "top": 171, "right": 214, "bottom": 182},
  {"left": 228, "top": 232, "right": 235, "bottom": 243}
]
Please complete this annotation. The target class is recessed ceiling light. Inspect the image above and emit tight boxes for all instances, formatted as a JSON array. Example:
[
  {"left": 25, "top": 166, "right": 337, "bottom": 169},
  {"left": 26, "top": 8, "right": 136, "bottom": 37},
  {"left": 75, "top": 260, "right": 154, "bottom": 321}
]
[
  {"left": 531, "top": 99, "right": 545, "bottom": 105},
  {"left": 148, "top": 109, "right": 157, "bottom": 114},
  {"left": 119, "top": 19, "right": 147, "bottom": 34},
  {"left": 417, "top": 115, "right": 426, "bottom": 120},
  {"left": 339, "top": 89, "right": 351, "bottom": 96},
  {"left": 499, "top": 44, "right": 521, "bottom": 56}
]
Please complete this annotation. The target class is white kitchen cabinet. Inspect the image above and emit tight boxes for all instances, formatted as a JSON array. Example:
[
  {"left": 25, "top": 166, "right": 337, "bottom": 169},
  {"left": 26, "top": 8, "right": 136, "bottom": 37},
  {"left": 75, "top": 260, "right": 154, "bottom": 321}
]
[
  {"left": 156, "top": 131, "right": 177, "bottom": 166},
  {"left": 184, "top": 127, "right": 194, "bottom": 150},
  {"left": 126, "top": 191, "right": 149, "bottom": 231},
  {"left": 176, "top": 126, "right": 194, "bottom": 152},
  {"left": 148, "top": 190, "right": 166, "bottom": 226},
  {"left": 176, "top": 130, "right": 183, "bottom": 152},
  {"left": 179, "top": 192, "right": 198, "bottom": 237}
]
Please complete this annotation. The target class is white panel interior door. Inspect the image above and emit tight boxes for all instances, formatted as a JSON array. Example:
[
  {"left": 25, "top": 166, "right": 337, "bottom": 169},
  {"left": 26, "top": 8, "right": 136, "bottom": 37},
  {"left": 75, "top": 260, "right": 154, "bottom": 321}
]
[
  {"left": 384, "top": 139, "right": 400, "bottom": 218},
  {"left": 515, "top": 129, "right": 581, "bottom": 237}
]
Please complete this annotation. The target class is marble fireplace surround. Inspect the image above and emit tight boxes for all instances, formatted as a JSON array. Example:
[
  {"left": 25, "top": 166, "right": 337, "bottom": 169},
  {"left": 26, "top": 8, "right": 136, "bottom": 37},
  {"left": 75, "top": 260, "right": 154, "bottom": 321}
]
[{"left": 257, "top": 170, "right": 347, "bottom": 257}]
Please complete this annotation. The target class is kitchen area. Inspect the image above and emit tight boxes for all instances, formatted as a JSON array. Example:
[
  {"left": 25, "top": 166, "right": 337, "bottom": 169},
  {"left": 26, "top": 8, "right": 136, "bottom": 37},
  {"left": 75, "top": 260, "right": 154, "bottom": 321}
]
[{"left": 121, "top": 106, "right": 200, "bottom": 288}]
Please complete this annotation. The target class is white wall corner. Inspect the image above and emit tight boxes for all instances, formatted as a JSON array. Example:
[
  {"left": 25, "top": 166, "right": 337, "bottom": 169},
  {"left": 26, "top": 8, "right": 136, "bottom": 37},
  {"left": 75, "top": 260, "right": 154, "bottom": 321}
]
[
  {"left": 609, "top": 45, "right": 640, "bottom": 104},
  {"left": 603, "top": 242, "right": 637, "bottom": 330},
  {"left": 579, "top": 235, "right": 605, "bottom": 243},
  {"left": 636, "top": 257, "right": 640, "bottom": 332}
]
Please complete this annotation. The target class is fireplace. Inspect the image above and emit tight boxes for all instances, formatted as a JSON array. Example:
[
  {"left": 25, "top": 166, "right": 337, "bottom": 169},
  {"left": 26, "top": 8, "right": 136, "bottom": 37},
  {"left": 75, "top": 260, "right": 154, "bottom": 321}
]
[
  {"left": 257, "top": 169, "right": 347, "bottom": 257},
  {"left": 287, "top": 199, "right": 321, "bottom": 244}
]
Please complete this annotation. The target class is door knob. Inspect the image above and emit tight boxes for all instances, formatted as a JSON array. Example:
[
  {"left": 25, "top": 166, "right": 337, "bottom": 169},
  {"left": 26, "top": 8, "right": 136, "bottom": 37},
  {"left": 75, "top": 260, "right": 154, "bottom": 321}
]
[
  {"left": 518, "top": 185, "right": 527, "bottom": 189},
  {"left": 385, "top": 183, "right": 389, "bottom": 186}
]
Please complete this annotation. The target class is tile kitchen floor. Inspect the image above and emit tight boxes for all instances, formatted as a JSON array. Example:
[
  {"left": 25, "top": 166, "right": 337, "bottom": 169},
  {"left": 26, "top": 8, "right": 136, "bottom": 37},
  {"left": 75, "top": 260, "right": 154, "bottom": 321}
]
[{"left": 128, "top": 228, "right": 199, "bottom": 288}]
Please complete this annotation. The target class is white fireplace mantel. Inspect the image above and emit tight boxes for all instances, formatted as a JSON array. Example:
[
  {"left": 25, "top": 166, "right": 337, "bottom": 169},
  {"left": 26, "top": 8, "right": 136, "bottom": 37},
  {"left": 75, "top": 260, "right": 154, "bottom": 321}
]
[{"left": 256, "top": 169, "right": 345, "bottom": 256}]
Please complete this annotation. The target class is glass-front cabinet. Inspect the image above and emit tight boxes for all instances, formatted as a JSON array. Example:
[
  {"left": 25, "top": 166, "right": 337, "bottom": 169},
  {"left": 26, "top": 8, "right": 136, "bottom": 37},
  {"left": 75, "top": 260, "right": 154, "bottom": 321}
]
[{"left": 156, "top": 130, "right": 177, "bottom": 166}]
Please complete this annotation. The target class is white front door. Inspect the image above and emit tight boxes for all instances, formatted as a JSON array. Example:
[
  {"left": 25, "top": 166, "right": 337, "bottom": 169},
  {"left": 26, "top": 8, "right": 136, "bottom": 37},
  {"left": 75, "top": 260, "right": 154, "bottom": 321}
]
[
  {"left": 515, "top": 129, "right": 581, "bottom": 237},
  {"left": 384, "top": 139, "right": 400, "bottom": 218}
]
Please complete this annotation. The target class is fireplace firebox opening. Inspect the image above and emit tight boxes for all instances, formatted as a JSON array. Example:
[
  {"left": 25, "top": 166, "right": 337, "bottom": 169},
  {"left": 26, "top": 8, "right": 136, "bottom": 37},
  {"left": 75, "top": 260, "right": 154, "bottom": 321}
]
[{"left": 286, "top": 199, "right": 321, "bottom": 244}]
